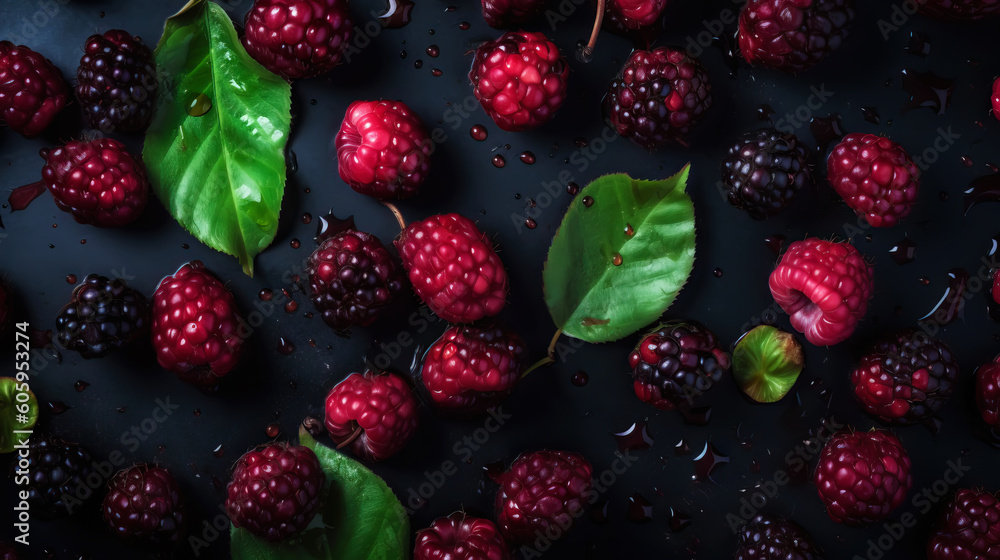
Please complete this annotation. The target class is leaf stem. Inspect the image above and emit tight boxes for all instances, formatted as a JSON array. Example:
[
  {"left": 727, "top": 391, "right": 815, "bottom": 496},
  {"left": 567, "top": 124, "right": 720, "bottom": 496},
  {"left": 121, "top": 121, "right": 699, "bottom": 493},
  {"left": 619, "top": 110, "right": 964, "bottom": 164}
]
[
  {"left": 382, "top": 201, "right": 407, "bottom": 231},
  {"left": 521, "top": 355, "right": 555, "bottom": 379},
  {"left": 546, "top": 329, "right": 563, "bottom": 360},
  {"left": 582, "top": 0, "right": 606, "bottom": 59}
]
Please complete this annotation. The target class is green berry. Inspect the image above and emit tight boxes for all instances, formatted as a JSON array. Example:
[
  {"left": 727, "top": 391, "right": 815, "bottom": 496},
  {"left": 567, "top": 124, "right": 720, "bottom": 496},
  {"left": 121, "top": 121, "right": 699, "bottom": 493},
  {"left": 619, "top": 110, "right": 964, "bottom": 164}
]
[{"left": 732, "top": 325, "right": 804, "bottom": 403}]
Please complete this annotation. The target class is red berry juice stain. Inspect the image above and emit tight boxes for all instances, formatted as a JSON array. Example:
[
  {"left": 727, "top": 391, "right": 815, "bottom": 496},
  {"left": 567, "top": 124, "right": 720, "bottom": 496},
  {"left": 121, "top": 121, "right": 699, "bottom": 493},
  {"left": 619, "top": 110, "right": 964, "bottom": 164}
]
[
  {"left": 302, "top": 213, "right": 312, "bottom": 224},
  {"left": 47, "top": 401, "right": 69, "bottom": 415},
  {"left": 692, "top": 442, "right": 729, "bottom": 482},
  {"left": 612, "top": 420, "right": 654, "bottom": 452},
  {"left": 571, "top": 370, "right": 589, "bottom": 386},
  {"left": 212, "top": 444, "right": 224, "bottom": 458},
  {"left": 566, "top": 182, "right": 579, "bottom": 195},
  {"left": 519, "top": 151, "right": 535, "bottom": 164},
  {"left": 962, "top": 156, "right": 974, "bottom": 167},
  {"left": 431, "top": 68, "right": 443, "bottom": 77},
  {"left": 668, "top": 507, "right": 692, "bottom": 532},
  {"left": 66, "top": 274, "right": 77, "bottom": 284},
  {"left": 425, "top": 45, "right": 439, "bottom": 57},
  {"left": 627, "top": 493, "right": 653, "bottom": 523},
  {"left": 491, "top": 154, "right": 506, "bottom": 168},
  {"left": 889, "top": 237, "right": 917, "bottom": 265},
  {"left": 259, "top": 289, "right": 273, "bottom": 301},
  {"left": 524, "top": 218, "right": 536, "bottom": 229},
  {"left": 809, "top": 114, "right": 845, "bottom": 155},
  {"left": 905, "top": 31, "right": 931, "bottom": 57},
  {"left": 277, "top": 337, "right": 295, "bottom": 355},
  {"left": 459, "top": 21, "right": 470, "bottom": 30},
  {"left": 901, "top": 69, "right": 953, "bottom": 115},
  {"left": 290, "top": 238, "right": 300, "bottom": 249},
  {"left": 713, "top": 268, "right": 723, "bottom": 278},
  {"left": 861, "top": 107, "right": 881, "bottom": 125},
  {"left": 764, "top": 234, "right": 786, "bottom": 256},
  {"left": 74, "top": 380, "right": 89, "bottom": 392},
  {"left": 756, "top": 104, "right": 775, "bottom": 121},
  {"left": 612, "top": 253, "right": 623, "bottom": 266},
  {"left": 675, "top": 438, "right": 691, "bottom": 456},
  {"left": 964, "top": 174, "right": 1000, "bottom": 213},
  {"left": 470, "top": 125, "right": 488, "bottom": 141},
  {"left": 582, "top": 196, "right": 594, "bottom": 207},
  {"left": 919, "top": 268, "right": 968, "bottom": 325},
  {"left": 378, "top": 0, "right": 414, "bottom": 28},
  {"left": 266, "top": 423, "right": 280, "bottom": 438}
]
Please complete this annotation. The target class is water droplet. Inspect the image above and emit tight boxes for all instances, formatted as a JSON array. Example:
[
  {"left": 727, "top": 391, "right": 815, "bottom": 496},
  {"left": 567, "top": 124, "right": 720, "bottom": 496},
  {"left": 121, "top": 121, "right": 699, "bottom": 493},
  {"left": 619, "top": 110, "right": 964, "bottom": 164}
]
[
  {"left": 431, "top": 68, "right": 443, "bottom": 77},
  {"left": 627, "top": 493, "right": 653, "bottom": 523},
  {"left": 309, "top": 98, "right": 318, "bottom": 105},
  {"left": 491, "top": 154, "right": 506, "bottom": 168},
  {"left": 675, "top": 438, "right": 691, "bottom": 455},
  {"left": 74, "top": 380, "right": 89, "bottom": 392},
  {"left": 47, "top": 401, "right": 69, "bottom": 415},
  {"left": 302, "top": 213, "right": 312, "bottom": 224},
  {"left": 612, "top": 421, "right": 654, "bottom": 452},
  {"left": 212, "top": 444, "right": 225, "bottom": 458},
  {"left": 713, "top": 268, "right": 723, "bottom": 278},
  {"left": 414, "top": 59, "right": 423, "bottom": 69},
  {"left": 470, "top": 124, "right": 488, "bottom": 141},
  {"left": 266, "top": 423, "right": 280, "bottom": 438},
  {"left": 624, "top": 223, "right": 634, "bottom": 237},
  {"left": 524, "top": 218, "right": 536, "bottom": 230},
  {"left": 693, "top": 442, "right": 729, "bottom": 482},
  {"left": 290, "top": 238, "right": 301, "bottom": 249},
  {"left": 571, "top": 371, "right": 589, "bottom": 387},
  {"left": 426, "top": 45, "right": 439, "bottom": 57},
  {"left": 459, "top": 21, "right": 470, "bottom": 30},
  {"left": 905, "top": 31, "right": 931, "bottom": 57},
  {"left": 889, "top": 237, "right": 916, "bottom": 265},
  {"left": 612, "top": 253, "right": 623, "bottom": 266},
  {"left": 284, "top": 301, "right": 298, "bottom": 313},
  {"left": 902, "top": 68, "right": 953, "bottom": 115},
  {"left": 193, "top": 409, "right": 201, "bottom": 417},
  {"left": 378, "top": 0, "right": 414, "bottom": 28},
  {"left": 80, "top": 239, "right": 86, "bottom": 245},
  {"left": 399, "top": 50, "right": 407, "bottom": 59},
  {"left": 181, "top": 243, "right": 189, "bottom": 249},
  {"left": 756, "top": 104, "right": 775, "bottom": 121},
  {"left": 66, "top": 274, "right": 77, "bottom": 284},
  {"left": 582, "top": 196, "right": 594, "bottom": 207},
  {"left": 259, "top": 289, "right": 273, "bottom": 301},
  {"left": 668, "top": 507, "right": 692, "bottom": 532},
  {"left": 962, "top": 156, "right": 974, "bottom": 167},
  {"left": 919, "top": 268, "right": 968, "bottom": 325},
  {"left": 285, "top": 149, "right": 298, "bottom": 175},
  {"left": 519, "top": 151, "right": 535, "bottom": 165},
  {"left": 187, "top": 93, "right": 212, "bottom": 117},
  {"left": 861, "top": 106, "right": 881, "bottom": 125},
  {"left": 566, "top": 182, "right": 579, "bottom": 195},
  {"left": 99, "top": 10, "right": 105, "bottom": 17}
]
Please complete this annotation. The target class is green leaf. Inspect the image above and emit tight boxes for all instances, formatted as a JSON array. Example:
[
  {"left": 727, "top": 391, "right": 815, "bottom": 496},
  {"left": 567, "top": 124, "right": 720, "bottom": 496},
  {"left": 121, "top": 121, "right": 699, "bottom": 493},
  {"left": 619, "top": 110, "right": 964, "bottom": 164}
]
[
  {"left": 542, "top": 166, "right": 696, "bottom": 343},
  {"left": 0, "top": 377, "right": 38, "bottom": 453},
  {"left": 230, "top": 429, "right": 409, "bottom": 560},
  {"left": 732, "top": 325, "right": 804, "bottom": 403},
  {"left": 144, "top": 0, "right": 291, "bottom": 276}
]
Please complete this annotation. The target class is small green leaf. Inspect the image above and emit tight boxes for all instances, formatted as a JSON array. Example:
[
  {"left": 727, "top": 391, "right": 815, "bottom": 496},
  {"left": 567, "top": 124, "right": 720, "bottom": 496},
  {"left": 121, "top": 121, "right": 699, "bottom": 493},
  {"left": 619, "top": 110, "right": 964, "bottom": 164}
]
[
  {"left": 230, "top": 429, "right": 409, "bottom": 560},
  {"left": 732, "top": 325, "right": 804, "bottom": 403},
  {"left": 144, "top": 0, "right": 291, "bottom": 276},
  {"left": 0, "top": 377, "right": 38, "bottom": 453},
  {"left": 542, "top": 166, "right": 696, "bottom": 343}
]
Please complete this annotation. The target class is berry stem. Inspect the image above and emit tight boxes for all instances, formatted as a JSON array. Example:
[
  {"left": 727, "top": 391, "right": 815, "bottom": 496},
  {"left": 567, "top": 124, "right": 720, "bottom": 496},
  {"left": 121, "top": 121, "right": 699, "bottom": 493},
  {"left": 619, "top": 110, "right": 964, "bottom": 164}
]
[
  {"left": 582, "top": 0, "right": 606, "bottom": 59},
  {"left": 336, "top": 424, "right": 363, "bottom": 449},
  {"left": 546, "top": 328, "right": 563, "bottom": 360},
  {"left": 382, "top": 201, "right": 407, "bottom": 231},
  {"left": 519, "top": 329, "right": 564, "bottom": 379}
]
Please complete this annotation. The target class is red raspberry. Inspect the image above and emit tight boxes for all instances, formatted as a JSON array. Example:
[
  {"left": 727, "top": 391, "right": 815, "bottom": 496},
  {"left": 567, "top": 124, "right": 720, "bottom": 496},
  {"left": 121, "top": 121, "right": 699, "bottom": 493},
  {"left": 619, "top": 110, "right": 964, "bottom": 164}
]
[
  {"left": 928, "top": 489, "right": 1000, "bottom": 559},
  {"left": 75, "top": 30, "right": 158, "bottom": 134},
  {"left": 421, "top": 324, "right": 526, "bottom": 413},
  {"left": 226, "top": 444, "right": 325, "bottom": 542},
  {"left": 40, "top": 138, "right": 150, "bottom": 227},
  {"left": 738, "top": 0, "right": 855, "bottom": 72},
  {"left": 628, "top": 321, "right": 730, "bottom": 410},
  {"left": 335, "top": 100, "right": 432, "bottom": 199},
  {"left": 976, "top": 357, "right": 1000, "bottom": 429},
  {"left": 307, "top": 225, "right": 403, "bottom": 331},
  {"left": 415, "top": 512, "right": 511, "bottom": 560},
  {"left": 481, "top": 0, "right": 549, "bottom": 28},
  {"left": 814, "top": 429, "right": 912, "bottom": 526},
  {"left": 494, "top": 450, "right": 592, "bottom": 545},
  {"left": 604, "top": 47, "right": 713, "bottom": 149},
  {"left": 769, "top": 238, "right": 873, "bottom": 346},
  {"left": 604, "top": 0, "right": 670, "bottom": 42},
  {"left": 151, "top": 261, "right": 245, "bottom": 390},
  {"left": 102, "top": 465, "right": 185, "bottom": 544},
  {"left": 920, "top": 0, "right": 1000, "bottom": 18},
  {"left": 242, "top": 0, "right": 353, "bottom": 79},
  {"left": 828, "top": 133, "right": 920, "bottom": 228},
  {"left": 470, "top": 31, "right": 568, "bottom": 132},
  {"left": 395, "top": 214, "right": 508, "bottom": 323},
  {"left": 324, "top": 370, "right": 419, "bottom": 461},
  {"left": 993, "top": 77, "right": 1000, "bottom": 122},
  {"left": 0, "top": 41, "right": 67, "bottom": 137},
  {"left": 850, "top": 331, "right": 959, "bottom": 425}
]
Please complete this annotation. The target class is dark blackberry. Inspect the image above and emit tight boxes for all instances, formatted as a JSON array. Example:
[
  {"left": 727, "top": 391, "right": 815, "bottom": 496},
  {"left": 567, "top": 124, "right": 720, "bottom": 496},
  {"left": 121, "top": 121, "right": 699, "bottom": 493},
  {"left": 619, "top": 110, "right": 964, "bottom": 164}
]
[
  {"left": 850, "top": 330, "right": 959, "bottom": 425},
  {"left": 55, "top": 274, "right": 149, "bottom": 359},
  {"left": 722, "top": 128, "right": 811, "bottom": 219},
  {"left": 604, "top": 47, "right": 712, "bottom": 149},
  {"left": 103, "top": 465, "right": 184, "bottom": 544},
  {"left": 739, "top": 0, "right": 855, "bottom": 72},
  {"left": 736, "top": 514, "right": 822, "bottom": 560},
  {"left": 75, "top": 30, "right": 158, "bottom": 133},
  {"left": 20, "top": 434, "right": 95, "bottom": 517},
  {"left": 307, "top": 228, "right": 403, "bottom": 331},
  {"left": 628, "top": 320, "right": 730, "bottom": 410}
]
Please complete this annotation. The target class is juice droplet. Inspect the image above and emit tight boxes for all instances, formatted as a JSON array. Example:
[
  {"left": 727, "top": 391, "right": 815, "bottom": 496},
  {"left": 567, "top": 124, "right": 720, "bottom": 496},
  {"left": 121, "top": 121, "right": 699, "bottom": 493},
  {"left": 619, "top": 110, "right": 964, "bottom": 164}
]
[
  {"left": 809, "top": 114, "right": 845, "bottom": 155},
  {"left": 889, "top": 237, "right": 916, "bottom": 265},
  {"left": 675, "top": 438, "right": 691, "bottom": 455},
  {"left": 66, "top": 274, "right": 77, "bottom": 284},
  {"left": 425, "top": 45, "right": 439, "bottom": 57},
  {"left": 414, "top": 59, "right": 423, "bottom": 69},
  {"left": 187, "top": 93, "right": 212, "bottom": 116},
  {"left": 74, "top": 380, "right": 89, "bottom": 392},
  {"left": 582, "top": 196, "right": 594, "bottom": 207},
  {"left": 566, "top": 182, "right": 579, "bottom": 195},
  {"left": 212, "top": 444, "right": 225, "bottom": 458},
  {"left": 964, "top": 174, "right": 1000, "bottom": 214},
  {"left": 290, "top": 238, "right": 301, "bottom": 249},
  {"left": 612, "top": 253, "right": 623, "bottom": 266},
  {"left": 491, "top": 154, "right": 506, "bottom": 168},
  {"left": 259, "top": 289, "right": 273, "bottom": 301},
  {"left": 919, "top": 276, "right": 931, "bottom": 286},
  {"left": 624, "top": 223, "right": 634, "bottom": 237},
  {"left": 302, "top": 213, "right": 312, "bottom": 224},
  {"left": 519, "top": 151, "right": 535, "bottom": 164},
  {"left": 571, "top": 371, "right": 589, "bottom": 387},
  {"left": 919, "top": 268, "right": 968, "bottom": 325},
  {"left": 80, "top": 239, "right": 86, "bottom": 245},
  {"left": 627, "top": 493, "right": 653, "bottom": 523},
  {"left": 590, "top": 500, "right": 609, "bottom": 524},
  {"left": 378, "top": 0, "right": 414, "bottom": 28},
  {"left": 470, "top": 124, "right": 488, "bottom": 141},
  {"left": 901, "top": 68, "right": 953, "bottom": 115},
  {"left": 181, "top": 243, "right": 189, "bottom": 249},
  {"left": 459, "top": 21, "right": 470, "bottom": 30},
  {"left": 905, "top": 31, "right": 931, "bottom": 57},
  {"left": 612, "top": 420, "right": 654, "bottom": 452},
  {"left": 193, "top": 408, "right": 201, "bottom": 417},
  {"left": 284, "top": 300, "right": 298, "bottom": 313},
  {"left": 713, "top": 267, "right": 723, "bottom": 278},
  {"left": 524, "top": 218, "right": 536, "bottom": 229},
  {"left": 47, "top": 401, "right": 69, "bottom": 415},
  {"left": 692, "top": 442, "right": 729, "bottom": 482},
  {"left": 277, "top": 337, "right": 295, "bottom": 355},
  {"left": 266, "top": 423, "right": 280, "bottom": 438},
  {"left": 431, "top": 68, "right": 443, "bottom": 77},
  {"left": 756, "top": 104, "right": 775, "bottom": 121},
  {"left": 861, "top": 106, "right": 881, "bottom": 125},
  {"left": 962, "top": 156, "right": 974, "bottom": 167},
  {"left": 669, "top": 507, "right": 692, "bottom": 532},
  {"left": 764, "top": 234, "right": 786, "bottom": 256}
]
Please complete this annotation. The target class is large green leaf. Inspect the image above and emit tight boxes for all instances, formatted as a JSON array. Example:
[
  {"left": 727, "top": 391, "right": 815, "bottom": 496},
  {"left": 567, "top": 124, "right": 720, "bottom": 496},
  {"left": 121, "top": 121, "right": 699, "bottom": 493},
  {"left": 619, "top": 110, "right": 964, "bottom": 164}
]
[
  {"left": 0, "top": 377, "right": 38, "bottom": 453},
  {"left": 543, "top": 167, "right": 696, "bottom": 342},
  {"left": 144, "top": 0, "right": 291, "bottom": 276},
  {"left": 230, "top": 429, "right": 409, "bottom": 560}
]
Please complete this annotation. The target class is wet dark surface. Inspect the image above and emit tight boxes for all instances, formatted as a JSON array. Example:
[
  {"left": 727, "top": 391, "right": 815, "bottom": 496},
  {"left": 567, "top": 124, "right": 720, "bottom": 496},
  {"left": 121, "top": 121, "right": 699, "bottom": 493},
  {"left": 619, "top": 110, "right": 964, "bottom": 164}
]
[{"left": 2, "top": 1, "right": 1000, "bottom": 559}]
